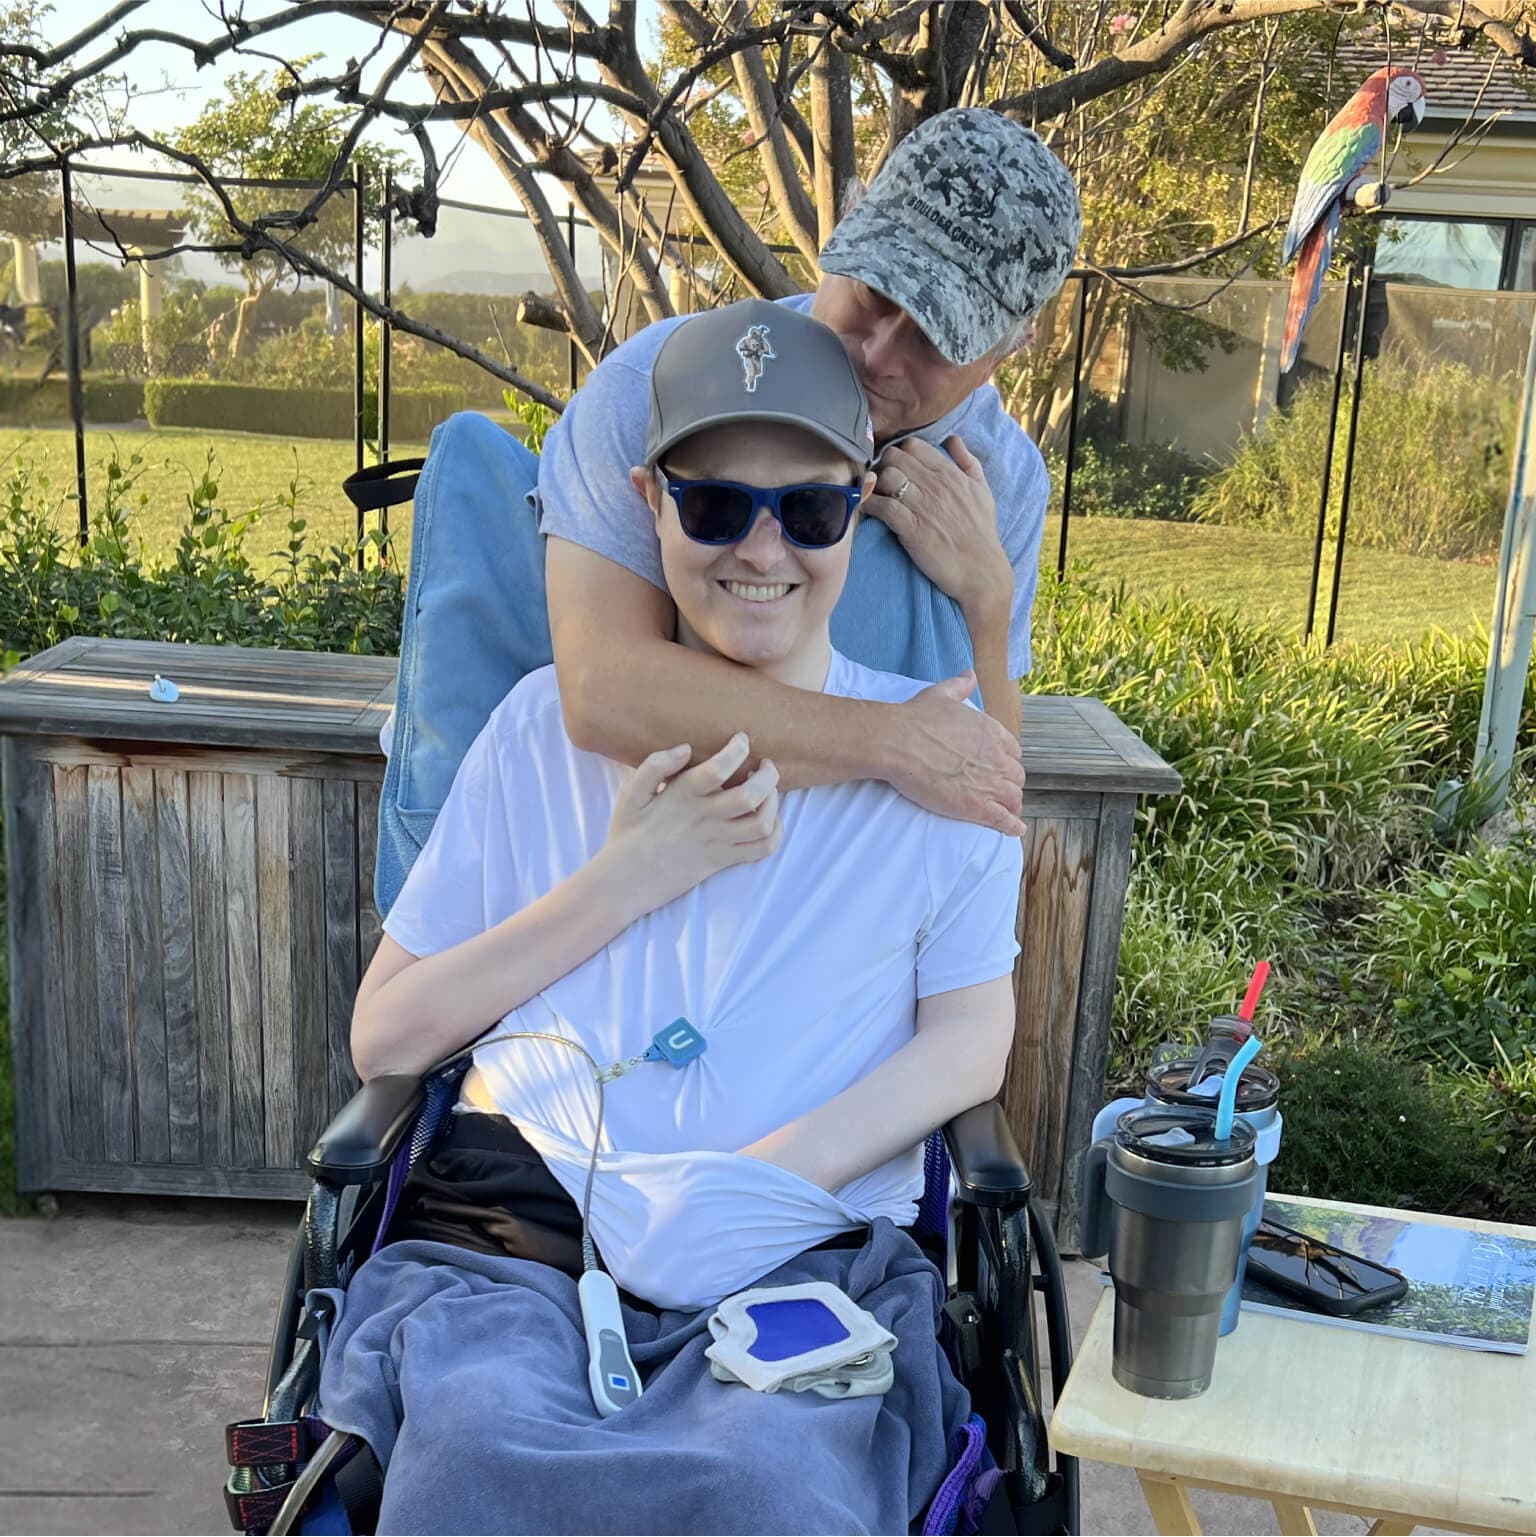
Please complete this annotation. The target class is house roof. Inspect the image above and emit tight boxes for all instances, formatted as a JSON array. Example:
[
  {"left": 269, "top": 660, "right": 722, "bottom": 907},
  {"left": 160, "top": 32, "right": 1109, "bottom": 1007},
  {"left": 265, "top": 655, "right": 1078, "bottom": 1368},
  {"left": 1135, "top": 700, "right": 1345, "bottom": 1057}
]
[{"left": 1329, "top": 40, "right": 1536, "bottom": 127}]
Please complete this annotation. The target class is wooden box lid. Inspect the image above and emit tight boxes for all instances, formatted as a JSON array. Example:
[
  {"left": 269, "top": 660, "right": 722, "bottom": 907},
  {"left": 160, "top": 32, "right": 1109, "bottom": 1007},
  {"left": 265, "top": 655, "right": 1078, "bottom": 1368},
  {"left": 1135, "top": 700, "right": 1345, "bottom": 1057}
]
[
  {"left": 0, "top": 637, "right": 397, "bottom": 755},
  {"left": 1019, "top": 694, "right": 1181, "bottom": 795},
  {"left": 0, "top": 637, "right": 1181, "bottom": 796}
]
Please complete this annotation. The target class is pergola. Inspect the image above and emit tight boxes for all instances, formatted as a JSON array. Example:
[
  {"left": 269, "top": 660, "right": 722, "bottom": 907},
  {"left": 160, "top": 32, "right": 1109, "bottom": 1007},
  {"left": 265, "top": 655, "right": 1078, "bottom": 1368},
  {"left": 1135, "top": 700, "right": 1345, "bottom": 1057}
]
[{"left": 39, "top": 200, "right": 189, "bottom": 362}]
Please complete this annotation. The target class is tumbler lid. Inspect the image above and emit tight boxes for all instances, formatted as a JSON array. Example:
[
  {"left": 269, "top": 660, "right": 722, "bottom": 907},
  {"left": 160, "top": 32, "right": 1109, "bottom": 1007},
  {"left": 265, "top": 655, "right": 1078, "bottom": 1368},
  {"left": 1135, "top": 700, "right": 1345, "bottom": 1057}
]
[
  {"left": 1114, "top": 1108, "right": 1256, "bottom": 1168},
  {"left": 1149, "top": 1058, "right": 1279, "bottom": 1112}
]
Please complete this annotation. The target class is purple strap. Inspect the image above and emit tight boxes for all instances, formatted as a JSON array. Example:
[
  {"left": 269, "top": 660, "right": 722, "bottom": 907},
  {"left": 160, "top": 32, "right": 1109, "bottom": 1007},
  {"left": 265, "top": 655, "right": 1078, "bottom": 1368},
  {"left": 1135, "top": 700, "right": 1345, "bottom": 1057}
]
[
  {"left": 922, "top": 1413, "right": 988, "bottom": 1536},
  {"left": 961, "top": 1466, "right": 1005, "bottom": 1535},
  {"left": 368, "top": 1136, "right": 414, "bottom": 1260},
  {"left": 368, "top": 1073, "right": 459, "bottom": 1259},
  {"left": 914, "top": 1131, "right": 951, "bottom": 1251}
]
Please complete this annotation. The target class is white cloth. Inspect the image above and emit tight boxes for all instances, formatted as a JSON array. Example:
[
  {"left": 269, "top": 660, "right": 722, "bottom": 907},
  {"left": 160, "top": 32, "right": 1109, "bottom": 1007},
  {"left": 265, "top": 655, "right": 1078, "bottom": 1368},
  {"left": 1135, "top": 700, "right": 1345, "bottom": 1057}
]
[
  {"left": 706, "top": 1282, "right": 898, "bottom": 1397},
  {"left": 383, "top": 654, "right": 1022, "bottom": 1309}
]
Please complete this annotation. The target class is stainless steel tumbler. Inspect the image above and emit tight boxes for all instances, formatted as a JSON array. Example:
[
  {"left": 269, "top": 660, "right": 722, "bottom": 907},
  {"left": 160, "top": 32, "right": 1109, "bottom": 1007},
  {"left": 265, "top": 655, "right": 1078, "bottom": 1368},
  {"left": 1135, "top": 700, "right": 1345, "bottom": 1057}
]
[{"left": 1078, "top": 1109, "right": 1258, "bottom": 1399}]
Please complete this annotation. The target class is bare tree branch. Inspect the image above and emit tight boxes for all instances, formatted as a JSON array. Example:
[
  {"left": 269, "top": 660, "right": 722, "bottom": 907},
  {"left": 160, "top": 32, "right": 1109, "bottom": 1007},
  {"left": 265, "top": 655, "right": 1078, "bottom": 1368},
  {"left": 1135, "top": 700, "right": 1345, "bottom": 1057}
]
[
  {"left": 810, "top": 8, "right": 857, "bottom": 246},
  {"left": 1236, "top": 21, "right": 1279, "bottom": 235},
  {"left": 723, "top": 2, "right": 820, "bottom": 261},
  {"left": 1094, "top": 217, "right": 1284, "bottom": 277},
  {"left": 415, "top": 32, "right": 637, "bottom": 348},
  {"left": 1002, "top": 0, "right": 1077, "bottom": 70},
  {"left": 995, "top": 0, "right": 1536, "bottom": 123},
  {"left": 598, "top": 11, "right": 799, "bottom": 297},
  {"left": 615, "top": 14, "right": 801, "bottom": 196}
]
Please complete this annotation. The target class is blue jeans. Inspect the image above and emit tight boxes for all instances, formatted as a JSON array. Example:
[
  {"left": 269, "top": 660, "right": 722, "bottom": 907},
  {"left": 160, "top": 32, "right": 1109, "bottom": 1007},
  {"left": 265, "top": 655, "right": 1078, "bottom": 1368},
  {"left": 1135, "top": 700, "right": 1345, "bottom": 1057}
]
[
  {"left": 375, "top": 414, "right": 550, "bottom": 916},
  {"left": 376, "top": 412, "right": 977, "bottom": 916}
]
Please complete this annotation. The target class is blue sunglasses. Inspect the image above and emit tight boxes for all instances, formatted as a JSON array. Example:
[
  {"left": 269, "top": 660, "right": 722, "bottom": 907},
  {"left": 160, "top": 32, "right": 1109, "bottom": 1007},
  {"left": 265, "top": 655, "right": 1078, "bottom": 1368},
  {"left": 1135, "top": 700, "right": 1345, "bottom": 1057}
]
[{"left": 660, "top": 467, "right": 862, "bottom": 549}]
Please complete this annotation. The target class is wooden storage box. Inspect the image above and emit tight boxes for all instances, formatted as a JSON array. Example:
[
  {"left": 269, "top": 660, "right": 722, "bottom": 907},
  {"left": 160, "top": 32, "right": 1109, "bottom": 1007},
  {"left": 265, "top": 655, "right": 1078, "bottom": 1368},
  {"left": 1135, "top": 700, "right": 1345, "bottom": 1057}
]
[
  {"left": 0, "top": 637, "right": 394, "bottom": 1197},
  {"left": 0, "top": 637, "right": 1178, "bottom": 1235}
]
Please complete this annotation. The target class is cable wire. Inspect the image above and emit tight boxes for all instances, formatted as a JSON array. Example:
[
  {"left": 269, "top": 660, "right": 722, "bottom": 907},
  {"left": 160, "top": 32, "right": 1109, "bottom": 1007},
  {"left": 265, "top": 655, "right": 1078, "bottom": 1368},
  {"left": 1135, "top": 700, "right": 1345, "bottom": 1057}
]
[{"left": 430, "top": 1029, "right": 616, "bottom": 1272}]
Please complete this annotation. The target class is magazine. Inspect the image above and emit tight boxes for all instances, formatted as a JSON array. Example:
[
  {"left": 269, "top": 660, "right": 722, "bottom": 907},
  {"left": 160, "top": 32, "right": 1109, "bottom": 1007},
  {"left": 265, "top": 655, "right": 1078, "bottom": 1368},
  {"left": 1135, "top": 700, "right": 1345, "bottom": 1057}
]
[{"left": 1239, "top": 1197, "right": 1536, "bottom": 1355}]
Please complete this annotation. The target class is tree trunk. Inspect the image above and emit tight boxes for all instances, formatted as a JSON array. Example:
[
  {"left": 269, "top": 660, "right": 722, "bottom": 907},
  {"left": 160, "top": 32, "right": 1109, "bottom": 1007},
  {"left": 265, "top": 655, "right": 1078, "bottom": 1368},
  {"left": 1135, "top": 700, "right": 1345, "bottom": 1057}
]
[
  {"left": 810, "top": 13, "right": 856, "bottom": 245},
  {"left": 228, "top": 275, "right": 275, "bottom": 360}
]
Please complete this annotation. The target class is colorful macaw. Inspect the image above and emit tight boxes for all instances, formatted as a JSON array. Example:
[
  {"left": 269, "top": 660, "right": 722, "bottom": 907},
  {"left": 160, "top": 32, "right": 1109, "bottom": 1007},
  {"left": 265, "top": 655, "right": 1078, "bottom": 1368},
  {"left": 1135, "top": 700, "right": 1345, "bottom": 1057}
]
[{"left": 1281, "top": 67, "right": 1427, "bottom": 372}]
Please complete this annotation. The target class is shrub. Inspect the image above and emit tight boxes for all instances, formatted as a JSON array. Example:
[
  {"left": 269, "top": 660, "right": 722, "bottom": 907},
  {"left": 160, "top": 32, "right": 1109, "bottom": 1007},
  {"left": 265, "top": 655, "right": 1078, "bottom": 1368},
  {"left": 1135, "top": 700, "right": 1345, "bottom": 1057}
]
[
  {"left": 0, "top": 448, "right": 402, "bottom": 661},
  {"left": 1445, "top": 1042, "right": 1536, "bottom": 1221},
  {"left": 1111, "top": 834, "right": 1315, "bottom": 1080},
  {"left": 1323, "top": 626, "right": 1535, "bottom": 793},
  {"left": 144, "top": 378, "right": 467, "bottom": 442},
  {"left": 1067, "top": 438, "right": 1209, "bottom": 522},
  {"left": 0, "top": 377, "right": 145, "bottom": 424},
  {"left": 1367, "top": 831, "right": 1536, "bottom": 1069},
  {"left": 1029, "top": 573, "right": 1436, "bottom": 891},
  {"left": 1047, "top": 395, "right": 1212, "bottom": 523},
  {"left": 1267, "top": 1039, "right": 1500, "bottom": 1215},
  {"left": 1191, "top": 356, "right": 1516, "bottom": 563}
]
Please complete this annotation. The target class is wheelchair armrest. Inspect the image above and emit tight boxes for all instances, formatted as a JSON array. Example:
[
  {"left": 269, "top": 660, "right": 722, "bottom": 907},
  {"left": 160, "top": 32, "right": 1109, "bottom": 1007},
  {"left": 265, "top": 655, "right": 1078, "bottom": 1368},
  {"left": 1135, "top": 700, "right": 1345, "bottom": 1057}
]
[
  {"left": 305, "top": 1074, "right": 427, "bottom": 1185},
  {"left": 943, "top": 1101, "right": 1032, "bottom": 1209}
]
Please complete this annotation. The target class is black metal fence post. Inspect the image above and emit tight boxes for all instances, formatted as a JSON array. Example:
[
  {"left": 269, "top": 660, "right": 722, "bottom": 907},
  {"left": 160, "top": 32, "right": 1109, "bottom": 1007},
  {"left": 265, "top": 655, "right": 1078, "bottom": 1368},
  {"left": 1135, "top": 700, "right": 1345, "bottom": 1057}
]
[
  {"left": 353, "top": 167, "right": 366, "bottom": 570},
  {"left": 58, "top": 160, "right": 88, "bottom": 544},
  {"left": 1304, "top": 265, "right": 1357, "bottom": 643},
  {"left": 1324, "top": 263, "right": 1373, "bottom": 648},
  {"left": 1055, "top": 273, "right": 1090, "bottom": 581},
  {"left": 565, "top": 206, "right": 579, "bottom": 394},
  {"left": 380, "top": 167, "right": 392, "bottom": 514}
]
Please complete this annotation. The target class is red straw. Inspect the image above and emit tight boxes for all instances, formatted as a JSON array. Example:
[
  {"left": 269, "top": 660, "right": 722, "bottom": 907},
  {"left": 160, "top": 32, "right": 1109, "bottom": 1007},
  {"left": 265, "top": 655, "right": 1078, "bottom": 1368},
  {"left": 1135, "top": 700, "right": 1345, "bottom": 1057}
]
[{"left": 1237, "top": 961, "right": 1271, "bottom": 1023}]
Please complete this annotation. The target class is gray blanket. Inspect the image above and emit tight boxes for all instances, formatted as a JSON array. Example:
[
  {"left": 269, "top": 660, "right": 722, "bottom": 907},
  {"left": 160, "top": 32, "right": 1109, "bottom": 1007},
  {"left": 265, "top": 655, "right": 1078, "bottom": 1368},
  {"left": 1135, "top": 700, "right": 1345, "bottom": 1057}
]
[{"left": 312, "top": 1217, "right": 969, "bottom": 1535}]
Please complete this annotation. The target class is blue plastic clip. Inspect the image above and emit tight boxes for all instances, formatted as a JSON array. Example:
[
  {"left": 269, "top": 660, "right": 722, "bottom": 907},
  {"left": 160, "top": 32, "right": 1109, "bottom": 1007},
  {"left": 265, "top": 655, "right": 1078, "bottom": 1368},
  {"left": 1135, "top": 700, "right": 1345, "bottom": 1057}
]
[{"left": 643, "top": 1018, "right": 706, "bottom": 1068}]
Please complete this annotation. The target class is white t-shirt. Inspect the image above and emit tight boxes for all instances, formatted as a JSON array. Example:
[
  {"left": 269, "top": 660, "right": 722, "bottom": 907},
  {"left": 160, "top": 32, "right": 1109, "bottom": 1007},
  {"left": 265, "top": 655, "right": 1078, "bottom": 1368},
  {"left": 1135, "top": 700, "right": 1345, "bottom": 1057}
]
[{"left": 383, "top": 654, "right": 1023, "bottom": 1310}]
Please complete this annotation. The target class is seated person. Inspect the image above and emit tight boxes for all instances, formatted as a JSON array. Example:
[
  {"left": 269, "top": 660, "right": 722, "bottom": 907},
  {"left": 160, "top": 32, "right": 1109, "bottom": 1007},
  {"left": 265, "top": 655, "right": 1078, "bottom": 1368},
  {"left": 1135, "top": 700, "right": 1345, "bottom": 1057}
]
[{"left": 317, "top": 302, "right": 1024, "bottom": 1537}]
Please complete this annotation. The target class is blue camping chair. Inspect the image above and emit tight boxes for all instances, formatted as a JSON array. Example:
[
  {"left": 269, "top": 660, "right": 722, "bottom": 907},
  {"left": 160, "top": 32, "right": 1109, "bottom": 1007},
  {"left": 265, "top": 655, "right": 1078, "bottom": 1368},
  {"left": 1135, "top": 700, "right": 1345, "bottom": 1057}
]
[{"left": 220, "top": 414, "right": 1079, "bottom": 1536}]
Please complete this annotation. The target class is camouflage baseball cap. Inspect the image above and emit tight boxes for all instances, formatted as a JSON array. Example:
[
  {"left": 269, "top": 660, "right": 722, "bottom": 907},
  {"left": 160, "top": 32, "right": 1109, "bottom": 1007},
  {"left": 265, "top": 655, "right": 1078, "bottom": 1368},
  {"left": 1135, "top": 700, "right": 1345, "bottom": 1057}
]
[
  {"left": 818, "top": 108, "right": 1081, "bottom": 367},
  {"left": 645, "top": 297, "right": 875, "bottom": 469}
]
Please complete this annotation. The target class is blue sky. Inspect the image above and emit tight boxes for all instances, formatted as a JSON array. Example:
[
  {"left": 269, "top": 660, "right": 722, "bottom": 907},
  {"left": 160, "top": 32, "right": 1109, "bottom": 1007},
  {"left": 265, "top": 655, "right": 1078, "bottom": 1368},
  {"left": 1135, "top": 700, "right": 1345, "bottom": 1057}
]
[{"left": 41, "top": 0, "right": 664, "bottom": 211}]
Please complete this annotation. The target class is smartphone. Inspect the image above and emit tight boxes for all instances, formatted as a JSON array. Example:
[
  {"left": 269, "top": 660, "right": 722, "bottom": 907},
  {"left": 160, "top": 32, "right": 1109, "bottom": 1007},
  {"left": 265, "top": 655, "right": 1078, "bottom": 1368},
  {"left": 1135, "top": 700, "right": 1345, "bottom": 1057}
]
[{"left": 1245, "top": 1216, "right": 1409, "bottom": 1316}]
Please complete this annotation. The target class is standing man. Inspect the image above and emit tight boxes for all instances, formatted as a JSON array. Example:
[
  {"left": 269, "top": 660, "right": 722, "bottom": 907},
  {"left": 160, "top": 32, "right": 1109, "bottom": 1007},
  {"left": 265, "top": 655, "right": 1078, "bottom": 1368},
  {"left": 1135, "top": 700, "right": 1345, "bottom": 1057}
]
[{"left": 539, "top": 108, "right": 1080, "bottom": 839}]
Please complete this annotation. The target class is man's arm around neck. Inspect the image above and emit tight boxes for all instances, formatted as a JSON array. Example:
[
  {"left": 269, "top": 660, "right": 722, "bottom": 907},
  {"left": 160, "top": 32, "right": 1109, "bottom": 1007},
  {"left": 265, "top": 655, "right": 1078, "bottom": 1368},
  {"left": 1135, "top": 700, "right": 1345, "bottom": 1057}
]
[{"left": 546, "top": 537, "right": 1026, "bottom": 836}]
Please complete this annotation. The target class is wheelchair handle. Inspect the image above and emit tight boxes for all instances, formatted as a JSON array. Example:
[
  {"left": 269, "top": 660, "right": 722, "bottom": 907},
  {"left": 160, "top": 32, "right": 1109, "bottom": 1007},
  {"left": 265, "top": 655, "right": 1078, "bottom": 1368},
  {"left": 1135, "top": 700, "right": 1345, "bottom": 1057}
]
[
  {"left": 343, "top": 457, "right": 425, "bottom": 513},
  {"left": 1077, "top": 1137, "right": 1113, "bottom": 1260}
]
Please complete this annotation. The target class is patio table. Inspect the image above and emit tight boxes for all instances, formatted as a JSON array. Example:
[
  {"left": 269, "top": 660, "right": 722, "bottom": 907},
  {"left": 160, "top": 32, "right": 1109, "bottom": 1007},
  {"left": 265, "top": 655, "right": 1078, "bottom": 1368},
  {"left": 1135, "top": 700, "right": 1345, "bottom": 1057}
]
[{"left": 1049, "top": 1193, "right": 1536, "bottom": 1535}]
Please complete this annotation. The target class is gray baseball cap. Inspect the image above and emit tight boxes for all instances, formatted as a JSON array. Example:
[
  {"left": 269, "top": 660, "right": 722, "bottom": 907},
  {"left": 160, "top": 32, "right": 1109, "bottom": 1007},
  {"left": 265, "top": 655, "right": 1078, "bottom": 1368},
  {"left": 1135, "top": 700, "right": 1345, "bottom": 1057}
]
[
  {"left": 819, "top": 108, "right": 1081, "bottom": 367},
  {"left": 645, "top": 298, "right": 874, "bottom": 469}
]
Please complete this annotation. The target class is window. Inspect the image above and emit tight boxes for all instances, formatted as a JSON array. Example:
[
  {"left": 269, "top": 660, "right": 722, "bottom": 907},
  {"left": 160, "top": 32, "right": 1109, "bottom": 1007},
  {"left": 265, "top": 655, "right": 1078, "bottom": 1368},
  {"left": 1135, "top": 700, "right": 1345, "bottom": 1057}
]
[
  {"left": 1512, "top": 225, "right": 1536, "bottom": 292},
  {"left": 1372, "top": 217, "right": 1507, "bottom": 289}
]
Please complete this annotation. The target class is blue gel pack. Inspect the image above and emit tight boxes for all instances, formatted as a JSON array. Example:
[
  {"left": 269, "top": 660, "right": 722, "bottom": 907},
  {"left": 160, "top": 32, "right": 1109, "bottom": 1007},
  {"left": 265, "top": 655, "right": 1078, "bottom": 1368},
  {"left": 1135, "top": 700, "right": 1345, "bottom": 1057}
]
[
  {"left": 643, "top": 1018, "right": 706, "bottom": 1068},
  {"left": 743, "top": 1299, "right": 852, "bottom": 1362}
]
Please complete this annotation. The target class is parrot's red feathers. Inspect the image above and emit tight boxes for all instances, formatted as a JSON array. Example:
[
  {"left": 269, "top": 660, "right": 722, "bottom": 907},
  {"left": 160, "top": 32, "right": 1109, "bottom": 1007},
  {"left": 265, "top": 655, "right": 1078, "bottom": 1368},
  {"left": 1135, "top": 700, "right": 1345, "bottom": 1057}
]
[{"left": 1281, "top": 206, "right": 1340, "bottom": 374}]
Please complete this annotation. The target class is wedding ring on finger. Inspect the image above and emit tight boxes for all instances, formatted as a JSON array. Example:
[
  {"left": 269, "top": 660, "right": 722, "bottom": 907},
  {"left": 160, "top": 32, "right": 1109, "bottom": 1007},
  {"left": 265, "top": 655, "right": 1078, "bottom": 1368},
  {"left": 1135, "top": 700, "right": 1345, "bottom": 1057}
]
[{"left": 892, "top": 474, "right": 912, "bottom": 501}]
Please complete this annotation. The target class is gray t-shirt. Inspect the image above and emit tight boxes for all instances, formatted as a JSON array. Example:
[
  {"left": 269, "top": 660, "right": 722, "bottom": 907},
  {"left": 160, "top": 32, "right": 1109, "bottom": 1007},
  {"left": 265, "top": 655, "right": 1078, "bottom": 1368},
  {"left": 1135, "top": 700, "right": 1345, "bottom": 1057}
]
[{"left": 537, "top": 292, "right": 1049, "bottom": 677}]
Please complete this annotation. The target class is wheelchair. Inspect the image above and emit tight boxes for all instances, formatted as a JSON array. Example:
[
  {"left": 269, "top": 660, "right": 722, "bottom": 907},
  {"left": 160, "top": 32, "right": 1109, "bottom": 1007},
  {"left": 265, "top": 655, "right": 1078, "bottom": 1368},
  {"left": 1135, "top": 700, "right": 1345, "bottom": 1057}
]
[
  {"left": 219, "top": 422, "right": 1081, "bottom": 1535},
  {"left": 224, "top": 1067, "right": 1078, "bottom": 1535}
]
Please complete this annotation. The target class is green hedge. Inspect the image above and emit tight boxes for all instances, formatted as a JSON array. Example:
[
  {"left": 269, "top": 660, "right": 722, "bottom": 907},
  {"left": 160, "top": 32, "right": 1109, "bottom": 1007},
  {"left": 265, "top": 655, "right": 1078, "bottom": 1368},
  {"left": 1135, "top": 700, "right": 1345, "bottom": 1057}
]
[
  {"left": 0, "top": 377, "right": 145, "bottom": 424},
  {"left": 143, "top": 378, "right": 467, "bottom": 441}
]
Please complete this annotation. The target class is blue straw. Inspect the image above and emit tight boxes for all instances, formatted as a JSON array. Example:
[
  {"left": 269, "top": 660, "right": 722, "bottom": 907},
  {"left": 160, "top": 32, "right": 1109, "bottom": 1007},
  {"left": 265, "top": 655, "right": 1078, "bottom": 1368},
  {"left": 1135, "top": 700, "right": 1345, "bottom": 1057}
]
[{"left": 1214, "top": 1035, "right": 1263, "bottom": 1141}]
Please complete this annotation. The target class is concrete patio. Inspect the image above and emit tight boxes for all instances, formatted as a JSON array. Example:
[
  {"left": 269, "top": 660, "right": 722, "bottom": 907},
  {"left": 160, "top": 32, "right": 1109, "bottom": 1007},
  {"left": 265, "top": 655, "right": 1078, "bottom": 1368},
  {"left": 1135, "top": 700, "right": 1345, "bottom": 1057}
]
[{"left": 0, "top": 1193, "right": 1404, "bottom": 1536}]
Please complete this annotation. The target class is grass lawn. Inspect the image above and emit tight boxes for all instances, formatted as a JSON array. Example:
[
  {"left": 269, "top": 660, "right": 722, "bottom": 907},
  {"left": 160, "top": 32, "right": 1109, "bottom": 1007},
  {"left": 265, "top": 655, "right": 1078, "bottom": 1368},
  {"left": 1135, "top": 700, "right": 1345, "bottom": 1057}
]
[
  {"left": 3, "top": 423, "right": 431, "bottom": 574},
  {"left": 1056, "top": 517, "right": 1497, "bottom": 647},
  {"left": 2, "top": 423, "right": 1497, "bottom": 647}
]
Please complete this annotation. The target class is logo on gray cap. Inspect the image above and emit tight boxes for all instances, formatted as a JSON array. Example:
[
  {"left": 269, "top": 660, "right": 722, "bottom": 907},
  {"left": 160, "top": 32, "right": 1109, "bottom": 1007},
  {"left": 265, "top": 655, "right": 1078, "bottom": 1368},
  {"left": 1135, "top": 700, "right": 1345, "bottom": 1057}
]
[
  {"left": 735, "top": 324, "right": 775, "bottom": 392},
  {"left": 819, "top": 107, "right": 1081, "bottom": 367}
]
